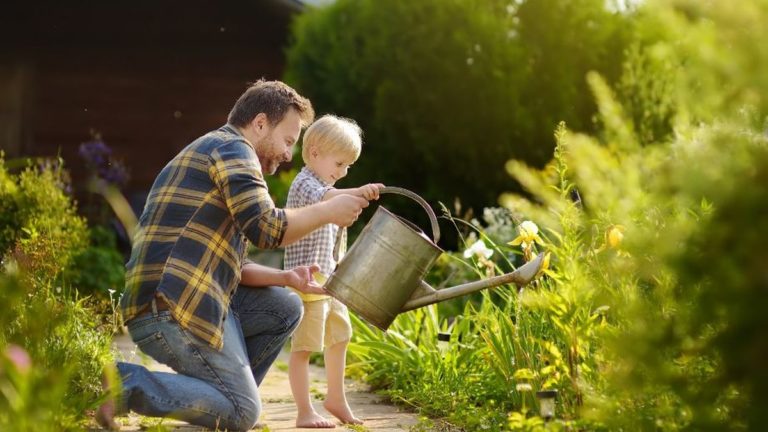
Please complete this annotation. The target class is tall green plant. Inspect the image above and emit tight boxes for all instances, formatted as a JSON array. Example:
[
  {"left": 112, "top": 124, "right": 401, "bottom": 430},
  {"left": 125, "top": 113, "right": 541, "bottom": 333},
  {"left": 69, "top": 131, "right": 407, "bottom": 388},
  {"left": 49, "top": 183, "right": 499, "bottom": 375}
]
[
  {"left": 0, "top": 157, "right": 116, "bottom": 430},
  {"left": 285, "top": 0, "right": 633, "bottom": 239},
  {"left": 0, "top": 159, "right": 88, "bottom": 286}
]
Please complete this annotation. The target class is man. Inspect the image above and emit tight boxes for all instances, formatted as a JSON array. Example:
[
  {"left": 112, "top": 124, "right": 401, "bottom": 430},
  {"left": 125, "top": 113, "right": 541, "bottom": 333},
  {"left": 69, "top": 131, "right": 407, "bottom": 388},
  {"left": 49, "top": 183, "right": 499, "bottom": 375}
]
[{"left": 97, "top": 80, "right": 371, "bottom": 431}]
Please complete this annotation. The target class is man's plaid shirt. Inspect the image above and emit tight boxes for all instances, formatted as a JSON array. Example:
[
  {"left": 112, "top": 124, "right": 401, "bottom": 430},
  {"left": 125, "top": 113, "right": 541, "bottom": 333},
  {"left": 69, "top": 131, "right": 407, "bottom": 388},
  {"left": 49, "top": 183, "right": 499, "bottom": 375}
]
[
  {"left": 283, "top": 167, "right": 345, "bottom": 302},
  {"left": 120, "top": 124, "right": 288, "bottom": 350}
]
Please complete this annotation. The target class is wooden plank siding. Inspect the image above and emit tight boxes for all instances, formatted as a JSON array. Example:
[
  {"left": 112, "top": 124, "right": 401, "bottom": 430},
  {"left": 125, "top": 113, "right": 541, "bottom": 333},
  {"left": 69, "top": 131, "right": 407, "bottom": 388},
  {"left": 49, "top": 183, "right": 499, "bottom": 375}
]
[{"left": 1, "top": 0, "right": 301, "bottom": 204}]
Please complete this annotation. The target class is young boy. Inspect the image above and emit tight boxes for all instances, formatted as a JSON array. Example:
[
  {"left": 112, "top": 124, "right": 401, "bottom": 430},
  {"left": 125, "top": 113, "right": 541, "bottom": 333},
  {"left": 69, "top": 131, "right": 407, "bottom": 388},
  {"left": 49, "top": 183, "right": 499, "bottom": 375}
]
[{"left": 284, "top": 115, "right": 382, "bottom": 428}]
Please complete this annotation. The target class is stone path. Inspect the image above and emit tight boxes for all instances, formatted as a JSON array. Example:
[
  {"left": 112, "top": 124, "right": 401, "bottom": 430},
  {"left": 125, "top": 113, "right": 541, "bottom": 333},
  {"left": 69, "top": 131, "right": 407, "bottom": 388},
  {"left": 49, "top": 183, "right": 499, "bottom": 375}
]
[{"left": 91, "top": 334, "right": 420, "bottom": 432}]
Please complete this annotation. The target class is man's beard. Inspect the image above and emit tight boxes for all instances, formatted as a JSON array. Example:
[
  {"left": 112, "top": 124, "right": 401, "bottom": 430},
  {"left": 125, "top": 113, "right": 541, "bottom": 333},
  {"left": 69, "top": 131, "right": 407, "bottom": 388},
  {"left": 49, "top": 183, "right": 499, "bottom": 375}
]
[{"left": 254, "top": 134, "right": 281, "bottom": 175}]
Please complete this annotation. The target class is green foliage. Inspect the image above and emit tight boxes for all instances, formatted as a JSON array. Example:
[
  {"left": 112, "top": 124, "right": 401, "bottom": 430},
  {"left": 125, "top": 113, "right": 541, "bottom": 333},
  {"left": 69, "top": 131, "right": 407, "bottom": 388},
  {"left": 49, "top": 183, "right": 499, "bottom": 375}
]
[
  {"left": 64, "top": 225, "right": 126, "bottom": 298},
  {"left": 632, "top": 0, "right": 768, "bottom": 125},
  {"left": 0, "top": 267, "right": 114, "bottom": 431},
  {"left": 265, "top": 167, "right": 298, "bottom": 206},
  {"left": 0, "top": 155, "right": 116, "bottom": 430},
  {"left": 1, "top": 155, "right": 126, "bottom": 301},
  {"left": 0, "top": 159, "right": 88, "bottom": 285},
  {"left": 349, "top": 303, "right": 510, "bottom": 429},
  {"left": 0, "top": 156, "right": 20, "bottom": 254},
  {"left": 616, "top": 43, "right": 678, "bottom": 145},
  {"left": 675, "top": 147, "right": 768, "bottom": 430},
  {"left": 285, "top": 0, "right": 632, "bottom": 233},
  {"left": 346, "top": 1, "right": 768, "bottom": 429}
]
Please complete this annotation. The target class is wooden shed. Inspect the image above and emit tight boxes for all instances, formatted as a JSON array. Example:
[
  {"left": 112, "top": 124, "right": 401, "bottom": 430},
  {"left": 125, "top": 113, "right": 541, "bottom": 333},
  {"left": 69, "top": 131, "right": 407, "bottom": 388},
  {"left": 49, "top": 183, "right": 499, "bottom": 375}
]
[{"left": 1, "top": 0, "right": 305, "bottom": 208}]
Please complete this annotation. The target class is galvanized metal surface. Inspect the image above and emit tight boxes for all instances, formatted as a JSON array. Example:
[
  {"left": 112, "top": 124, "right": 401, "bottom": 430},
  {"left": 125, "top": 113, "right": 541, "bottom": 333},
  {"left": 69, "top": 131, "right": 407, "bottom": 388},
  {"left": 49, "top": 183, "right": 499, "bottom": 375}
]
[
  {"left": 326, "top": 187, "right": 544, "bottom": 331},
  {"left": 326, "top": 206, "right": 443, "bottom": 330}
]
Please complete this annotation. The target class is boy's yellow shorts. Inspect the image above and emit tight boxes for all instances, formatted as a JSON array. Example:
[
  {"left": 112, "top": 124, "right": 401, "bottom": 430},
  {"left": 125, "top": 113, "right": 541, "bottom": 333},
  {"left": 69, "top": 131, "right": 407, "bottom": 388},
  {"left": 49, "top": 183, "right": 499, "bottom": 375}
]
[{"left": 290, "top": 297, "right": 352, "bottom": 353}]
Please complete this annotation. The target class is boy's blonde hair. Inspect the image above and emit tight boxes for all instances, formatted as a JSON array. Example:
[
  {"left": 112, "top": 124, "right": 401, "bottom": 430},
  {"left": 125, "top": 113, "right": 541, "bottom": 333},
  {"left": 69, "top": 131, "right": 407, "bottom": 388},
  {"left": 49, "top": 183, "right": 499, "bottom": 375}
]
[{"left": 301, "top": 115, "right": 362, "bottom": 164}]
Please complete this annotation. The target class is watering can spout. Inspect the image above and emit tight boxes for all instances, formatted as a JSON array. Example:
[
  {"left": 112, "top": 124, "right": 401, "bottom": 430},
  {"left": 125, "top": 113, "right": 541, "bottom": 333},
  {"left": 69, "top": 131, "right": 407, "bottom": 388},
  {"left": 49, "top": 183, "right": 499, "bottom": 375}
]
[
  {"left": 400, "top": 253, "right": 546, "bottom": 312},
  {"left": 324, "top": 186, "right": 548, "bottom": 331}
]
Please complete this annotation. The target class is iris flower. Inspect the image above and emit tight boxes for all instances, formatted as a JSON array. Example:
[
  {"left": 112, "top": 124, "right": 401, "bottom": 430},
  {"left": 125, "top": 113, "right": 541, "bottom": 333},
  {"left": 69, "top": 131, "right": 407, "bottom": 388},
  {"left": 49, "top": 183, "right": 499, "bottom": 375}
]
[
  {"left": 596, "top": 224, "right": 627, "bottom": 255},
  {"left": 509, "top": 221, "right": 544, "bottom": 262},
  {"left": 508, "top": 221, "right": 544, "bottom": 250},
  {"left": 463, "top": 239, "right": 494, "bottom": 259}
]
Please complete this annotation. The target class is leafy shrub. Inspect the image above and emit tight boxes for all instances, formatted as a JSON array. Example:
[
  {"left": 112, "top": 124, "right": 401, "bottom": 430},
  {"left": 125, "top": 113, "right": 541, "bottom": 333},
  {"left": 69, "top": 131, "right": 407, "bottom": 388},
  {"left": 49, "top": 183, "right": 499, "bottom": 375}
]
[
  {"left": 673, "top": 147, "right": 768, "bottom": 430},
  {"left": 349, "top": 42, "right": 768, "bottom": 432},
  {"left": 0, "top": 157, "right": 20, "bottom": 254},
  {"left": 285, "top": 0, "right": 632, "bottom": 239},
  {"left": 0, "top": 155, "right": 116, "bottom": 430},
  {"left": 0, "top": 266, "right": 114, "bottom": 431},
  {"left": 0, "top": 158, "right": 88, "bottom": 285},
  {"left": 265, "top": 167, "right": 298, "bottom": 207},
  {"left": 64, "top": 225, "right": 126, "bottom": 298}
]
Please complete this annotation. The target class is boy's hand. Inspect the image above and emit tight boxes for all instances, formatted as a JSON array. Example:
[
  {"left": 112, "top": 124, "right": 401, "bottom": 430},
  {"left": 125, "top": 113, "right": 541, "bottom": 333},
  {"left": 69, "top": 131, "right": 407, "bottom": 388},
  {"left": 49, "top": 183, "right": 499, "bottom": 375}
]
[
  {"left": 286, "top": 264, "right": 327, "bottom": 295},
  {"left": 357, "top": 183, "right": 385, "bottom": 201}
]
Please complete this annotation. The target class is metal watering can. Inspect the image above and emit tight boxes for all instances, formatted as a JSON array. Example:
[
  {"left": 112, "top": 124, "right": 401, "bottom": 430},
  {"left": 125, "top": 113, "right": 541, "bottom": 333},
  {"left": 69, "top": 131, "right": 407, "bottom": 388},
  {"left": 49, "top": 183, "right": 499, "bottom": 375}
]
[{"left": 325, "top": 186, "right": 545, "bottom": 330}]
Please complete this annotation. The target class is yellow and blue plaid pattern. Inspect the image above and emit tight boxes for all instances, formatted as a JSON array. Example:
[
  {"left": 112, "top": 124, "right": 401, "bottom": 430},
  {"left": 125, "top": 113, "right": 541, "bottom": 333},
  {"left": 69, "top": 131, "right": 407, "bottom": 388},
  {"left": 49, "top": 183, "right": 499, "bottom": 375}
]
[{"left": 120, "top": 125, "right": 287, "bottom": 350}]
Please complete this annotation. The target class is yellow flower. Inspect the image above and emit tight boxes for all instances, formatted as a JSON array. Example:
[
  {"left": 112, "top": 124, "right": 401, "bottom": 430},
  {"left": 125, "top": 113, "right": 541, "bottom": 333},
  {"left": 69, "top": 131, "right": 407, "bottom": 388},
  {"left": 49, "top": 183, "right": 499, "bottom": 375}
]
[
  {"left": 508, "top": 220, "right": 544, "bottom": 249},
  {"left": 606, "top": 225, "right": 625, "bottom": 249}
]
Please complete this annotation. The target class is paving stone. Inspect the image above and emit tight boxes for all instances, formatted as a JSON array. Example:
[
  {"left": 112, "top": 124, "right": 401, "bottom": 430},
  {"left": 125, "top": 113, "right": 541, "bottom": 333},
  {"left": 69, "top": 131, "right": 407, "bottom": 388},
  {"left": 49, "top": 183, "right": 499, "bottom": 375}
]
[{"left": 90, "top": 334, "right": 420, "bottom": 431}]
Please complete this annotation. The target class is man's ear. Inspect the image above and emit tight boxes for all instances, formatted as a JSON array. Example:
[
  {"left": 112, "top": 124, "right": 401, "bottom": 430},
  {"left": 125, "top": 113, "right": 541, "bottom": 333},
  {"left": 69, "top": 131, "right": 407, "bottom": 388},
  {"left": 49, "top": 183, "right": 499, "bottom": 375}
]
[{"left": 251, "top": 113, "right": 269, "bottom": 137}]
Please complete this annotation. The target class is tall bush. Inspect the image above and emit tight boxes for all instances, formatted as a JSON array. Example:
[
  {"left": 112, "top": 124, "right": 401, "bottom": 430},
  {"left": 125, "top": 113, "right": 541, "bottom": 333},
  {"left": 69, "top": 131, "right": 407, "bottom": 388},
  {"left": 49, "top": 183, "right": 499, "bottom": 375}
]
[
  {"left": 347, "top": 1, "right": 768, "bottom": 429},
  {"left": 0, "top": 156, "right": 115, "bottom": 430},
  {"left": 0, "top": 158, "right": 88, "bottom": 285},
  {"left": 285, "top": 0, "right": 632, "bottom": 237}
]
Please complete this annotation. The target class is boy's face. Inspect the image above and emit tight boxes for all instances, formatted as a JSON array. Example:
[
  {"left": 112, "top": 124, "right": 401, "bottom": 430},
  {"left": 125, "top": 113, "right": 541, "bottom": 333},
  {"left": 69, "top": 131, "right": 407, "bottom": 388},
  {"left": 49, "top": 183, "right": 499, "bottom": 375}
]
[{"left": 308, "top": 147, "right": 354, "bottom": 185}]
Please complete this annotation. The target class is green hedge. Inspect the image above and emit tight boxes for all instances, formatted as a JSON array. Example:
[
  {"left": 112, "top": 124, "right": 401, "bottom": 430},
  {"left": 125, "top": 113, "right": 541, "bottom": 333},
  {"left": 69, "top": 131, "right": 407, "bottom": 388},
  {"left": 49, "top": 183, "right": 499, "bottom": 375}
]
[{"left": 285, "top": 0, "right": 632, "bottom": 231}]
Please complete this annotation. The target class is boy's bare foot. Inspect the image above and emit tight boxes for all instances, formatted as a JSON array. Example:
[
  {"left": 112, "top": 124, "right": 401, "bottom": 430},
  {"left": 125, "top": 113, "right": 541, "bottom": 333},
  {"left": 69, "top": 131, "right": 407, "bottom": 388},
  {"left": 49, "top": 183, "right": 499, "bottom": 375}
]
[
  {"left": 296, "top": 411, "right": 336, "bottom": 428},
  {"left": 323, "top": 399, "right": 363, "bottom": 425}
]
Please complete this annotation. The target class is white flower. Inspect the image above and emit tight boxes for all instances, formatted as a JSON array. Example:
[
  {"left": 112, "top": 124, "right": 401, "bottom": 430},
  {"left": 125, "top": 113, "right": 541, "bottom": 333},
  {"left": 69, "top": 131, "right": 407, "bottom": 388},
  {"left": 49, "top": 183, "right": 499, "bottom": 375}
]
[
  {"left": 508, "top": 220, "right": 544, "bottom": 248},
  {"left": 463, "top": 239, "right": 494, "bottom": 259},
  {"left": 516, "top": 383, "right": 532, "bottom": 392},
  {"left": 520, "top": 220, "right": 539, "bottom": 236}
]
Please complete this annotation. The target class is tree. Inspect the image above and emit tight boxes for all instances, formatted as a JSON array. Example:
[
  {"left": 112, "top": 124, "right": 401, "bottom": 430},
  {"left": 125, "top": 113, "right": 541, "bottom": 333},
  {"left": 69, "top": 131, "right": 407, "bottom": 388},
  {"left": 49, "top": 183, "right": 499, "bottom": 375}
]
[{"left": 285, "top": 0, "right": 632, "bottom": 244}]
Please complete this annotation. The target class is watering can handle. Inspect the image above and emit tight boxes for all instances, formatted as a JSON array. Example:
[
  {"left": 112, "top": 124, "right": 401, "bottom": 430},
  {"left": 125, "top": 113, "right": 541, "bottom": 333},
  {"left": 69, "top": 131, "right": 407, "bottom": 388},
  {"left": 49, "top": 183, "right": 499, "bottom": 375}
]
[
  {"left": 378, "top": 186, "right": 441, "bottom": 243},
  {"left": 332, "top": 186, "right": 441, "bottom": 263}
]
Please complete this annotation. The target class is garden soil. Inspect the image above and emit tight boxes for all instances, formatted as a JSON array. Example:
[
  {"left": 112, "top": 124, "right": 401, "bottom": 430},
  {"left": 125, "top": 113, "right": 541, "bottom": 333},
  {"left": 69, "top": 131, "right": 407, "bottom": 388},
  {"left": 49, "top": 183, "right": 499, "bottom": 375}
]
[{"left": 91, "top": 334, "right": 420, "bottom": 432}]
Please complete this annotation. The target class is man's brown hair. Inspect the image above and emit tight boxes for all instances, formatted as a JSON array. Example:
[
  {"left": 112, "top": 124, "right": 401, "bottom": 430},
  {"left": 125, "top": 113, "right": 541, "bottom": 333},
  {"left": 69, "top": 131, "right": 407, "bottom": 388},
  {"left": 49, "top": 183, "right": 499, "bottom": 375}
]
[{"left": 227, "top": 79, "right": 315, "bottom": 128}]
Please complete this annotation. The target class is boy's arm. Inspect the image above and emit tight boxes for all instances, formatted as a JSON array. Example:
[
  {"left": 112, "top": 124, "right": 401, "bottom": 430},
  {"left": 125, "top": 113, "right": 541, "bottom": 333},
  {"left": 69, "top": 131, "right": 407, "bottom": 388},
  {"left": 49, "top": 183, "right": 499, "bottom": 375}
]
[
  {"left": 240, "top": 262, "right": 327, "bottom": 295},
  {"left": 323, "top": 183, "right": 385, "bottom": 201},
  {"left": 280, "top": 194, "right": 369, "bottom": 246},
  {"left": 210, "top": 140, "right": 369, "bottom": 248}
]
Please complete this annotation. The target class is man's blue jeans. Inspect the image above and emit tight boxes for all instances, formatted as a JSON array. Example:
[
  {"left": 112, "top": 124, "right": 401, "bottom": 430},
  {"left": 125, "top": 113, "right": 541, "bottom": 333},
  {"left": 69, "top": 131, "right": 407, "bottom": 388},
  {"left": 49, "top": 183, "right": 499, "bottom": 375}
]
[{"left": 116, "top": 286, "right": 303, "bottom": 431}]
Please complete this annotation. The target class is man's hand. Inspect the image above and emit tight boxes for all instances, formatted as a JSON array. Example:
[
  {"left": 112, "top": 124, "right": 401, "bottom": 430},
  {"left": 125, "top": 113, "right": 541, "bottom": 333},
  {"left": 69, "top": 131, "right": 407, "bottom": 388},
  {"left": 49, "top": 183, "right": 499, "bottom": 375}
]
[
  {"left": 285, "top": 264, "right": 327, "bottom": 295},
  {"left": 326, "top": 194, "right": 369, "bottom": 227},
  {"left": 356, "top": 183, "right": 385, "bottom": 201}
]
